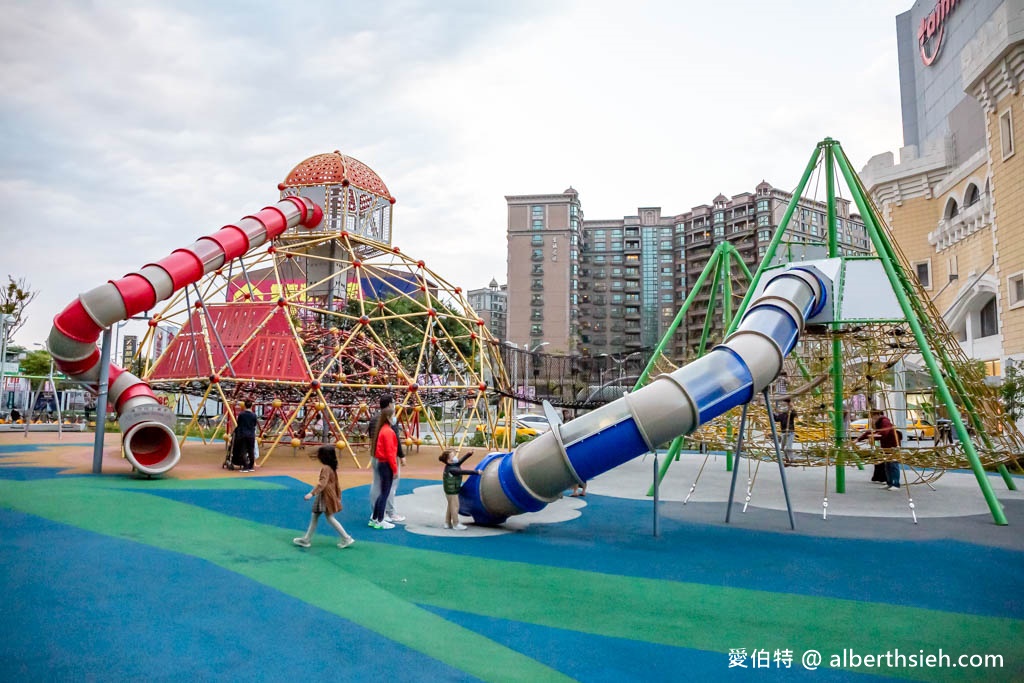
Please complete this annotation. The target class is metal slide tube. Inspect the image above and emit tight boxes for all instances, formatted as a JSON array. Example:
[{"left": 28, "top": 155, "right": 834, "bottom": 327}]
[
  {"left": 460, "top": 265, "right": 827, "bottom": 525},
  {"left": 48, "top": 197, "right": 323, "bottom": 475}
]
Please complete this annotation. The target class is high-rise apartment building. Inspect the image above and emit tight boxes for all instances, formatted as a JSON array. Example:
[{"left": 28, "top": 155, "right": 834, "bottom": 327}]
[
  {"left": 505, "top": 189, "right": 584, "bottom": 354},
  {"left": 507, "top": 184, "right": 869, "bottom": 361},
  {"left": 468, "top": 278, "right": 507, "bottom": 343},
  {"left": 862, "top": 0, "right": 1023, "bottom": 379}
]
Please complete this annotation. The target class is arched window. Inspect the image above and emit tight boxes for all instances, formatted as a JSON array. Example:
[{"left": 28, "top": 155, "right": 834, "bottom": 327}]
[
  {"left": 964, "top": 184, "right": 980, "bottom": 207},
  {"left": 944, "top": 198, "right": 959, "bottom": 219}
]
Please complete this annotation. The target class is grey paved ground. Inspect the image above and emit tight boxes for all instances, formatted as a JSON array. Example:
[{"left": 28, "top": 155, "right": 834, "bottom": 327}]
[{"left": 585, "top": 452, "right": 1024, "bottom": 550}]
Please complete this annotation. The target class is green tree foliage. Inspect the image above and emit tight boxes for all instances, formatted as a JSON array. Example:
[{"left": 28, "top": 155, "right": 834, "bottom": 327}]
[
  {"left": 1002, "top": 360, "right": 1024, "bottom": 422},
  {"left": 20, "top": 349, "right": 53, "bottom": 391},
  {"left": 0, "top": 276, "right": 39, "bottom": 344}
]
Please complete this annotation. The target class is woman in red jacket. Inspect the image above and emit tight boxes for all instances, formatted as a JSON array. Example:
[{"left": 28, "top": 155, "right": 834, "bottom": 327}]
[{"left": 370, "top": 405, "right": 399, "bottom": 529}]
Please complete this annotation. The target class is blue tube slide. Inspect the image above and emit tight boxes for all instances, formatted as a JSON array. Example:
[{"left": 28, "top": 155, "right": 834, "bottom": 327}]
[{"left": 460, "top": 266, "right": 829, "bottom": 525}]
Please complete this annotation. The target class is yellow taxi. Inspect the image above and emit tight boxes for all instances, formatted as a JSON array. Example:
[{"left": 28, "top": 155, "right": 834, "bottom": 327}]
[
  {"left": 906, "top": 419, "right": 935, "bottom": 440},
  {"left": 478, "top": 419, "right": 539, "bottom": 441}
]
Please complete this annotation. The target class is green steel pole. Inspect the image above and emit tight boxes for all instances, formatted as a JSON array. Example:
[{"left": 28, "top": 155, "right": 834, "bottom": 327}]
[
  {"left": 835, "top": 148, "right": 1007, "bottom": 525},
  {"left": 730, "top": 244, "right": 754, "bottom": 281},
  {"left": 723, "top": 249, "right": 734, "bottom": 334},
  {"left": 698, "top": 249, "right": 724, "bottom": 356},
  {"left": 721, "top": 250, "right": 736, "bottom": 472},
  {"left": 825, "top": 141, "right": 847, "bottom": 493},
  {"left": 727, "top": 144, "right": 823, "bottom": 336}
]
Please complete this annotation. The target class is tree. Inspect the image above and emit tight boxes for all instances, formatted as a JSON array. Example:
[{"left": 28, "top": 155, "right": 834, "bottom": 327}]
[
  {"left": 19, "top": 349, "right": 55, "bottom": 426},
  {"left": 20, "top": 349, "right": 53, "bottom": 390},
  {"left": 0, "top": 276, "right": 39, "bottom": 345},
  {"left": 1002, "top": 360, "right": 1024, "bottom": 422}
]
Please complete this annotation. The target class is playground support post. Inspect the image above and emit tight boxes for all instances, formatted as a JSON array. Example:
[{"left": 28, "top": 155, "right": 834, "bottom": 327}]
[
  {"left": 92, "top": 328, "right": 112, "bottom": 474},
  {"left": 834, "top": 148, "right": 1007, "bottom": 526},
  {"left": 825, "top": 140, "right": 847, "bottom": 494}
]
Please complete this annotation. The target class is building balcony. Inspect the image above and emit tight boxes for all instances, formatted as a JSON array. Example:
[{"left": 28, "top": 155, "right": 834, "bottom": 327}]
[
  {"left": 530, "top": 284, "right": 544, "bottom": 291},
  {"left": 625, "top": 338, "right": 643, "bottom": 348},
  {"left": 624, "top": 310, "right": 641, "bottom": 320},
  {"left": 531, "top": 253, "right": 545, "bottom": 262},
  {"left": 928, "top": 197, "right": 992, "bottom": 252}
]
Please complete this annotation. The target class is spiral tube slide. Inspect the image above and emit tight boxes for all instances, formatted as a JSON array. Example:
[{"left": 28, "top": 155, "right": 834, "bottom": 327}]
[
  {"left": 48, "top": 197, "right": 323, "bottom": 475},
  {"left": 460, "top": 265, "right": 830, "bottom": 525}
]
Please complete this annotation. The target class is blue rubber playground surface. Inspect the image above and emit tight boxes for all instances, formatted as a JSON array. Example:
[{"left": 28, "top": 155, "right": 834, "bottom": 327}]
[{"left": 1, "top": 439, "right": 1022, "bottom": 681}]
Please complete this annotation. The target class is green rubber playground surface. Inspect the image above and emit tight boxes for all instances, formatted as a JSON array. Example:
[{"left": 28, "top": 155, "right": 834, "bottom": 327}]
[{"left": 1, "top": 444, "right": 1021, "bottom": 681}]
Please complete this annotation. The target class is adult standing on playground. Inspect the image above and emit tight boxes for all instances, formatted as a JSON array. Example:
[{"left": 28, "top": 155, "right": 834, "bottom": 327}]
[
  {"left": 369, "top": 404, "right": 400, "bottom": 529},
  {"left": 856, "top": 409, "right": 901, "bottom": 490},
  {"left": 368, "top": 394, "right": 406, "bottom": 523},
  {"left": 233, "top": 400, "right": 260, "bottom": 473},
  {"left": 774, "top": 398, "right": 798, "bottom": 465}
]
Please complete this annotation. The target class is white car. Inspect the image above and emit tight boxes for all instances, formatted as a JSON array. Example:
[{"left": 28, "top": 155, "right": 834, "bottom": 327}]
[{"left": 514, "top": 414, "right": 552, "bottom": 433}]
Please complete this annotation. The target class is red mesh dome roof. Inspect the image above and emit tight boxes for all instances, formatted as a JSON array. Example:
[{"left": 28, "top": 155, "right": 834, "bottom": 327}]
[{"left": 281, "top": 151, "right": 391, "bottom": 198}]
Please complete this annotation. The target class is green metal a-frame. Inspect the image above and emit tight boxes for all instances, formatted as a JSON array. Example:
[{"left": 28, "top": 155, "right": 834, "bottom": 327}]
[{"left": 636, "top": 138, "right": 1022, "bottom": 525}]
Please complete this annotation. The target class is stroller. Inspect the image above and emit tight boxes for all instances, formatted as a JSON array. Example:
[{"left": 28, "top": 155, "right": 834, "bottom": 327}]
[{"left": 223, "top": 429, "right": 260, "bottom": 470}]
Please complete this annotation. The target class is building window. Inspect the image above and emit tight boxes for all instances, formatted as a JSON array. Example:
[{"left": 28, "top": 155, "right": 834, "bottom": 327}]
[
  {"left": 757, "top": 215, "right": 769, "bottom": 226},
  {"left": 713, "top": 226, "right": 724, "bottom": 237},
  {"left": 594, "top": 242, "right": 606, "bottom": 251},
  {"left": 531, "top": 325, "right": 543, "bottom": 335},
  {"left": 944, "top": 198, "right": 959, "bottom": 219},
  {"left": 913, "top": 260, "right": 931, "bottom": 289},
  {"left": 1008, "top": 271, "right": 1024, "bottom": 310},
  {"left": 964, "top": 183, "right": 981, "bottom": 207},
  {"left": 531, "top": 235, "right": 544, "bottom": 245},
  {"left": 532, "top": 205, "right": 543, "bottom": 217},
  {"left": 999, "top": 108, "right": 1014, "bottom": 160},
  {"left": 713, "top": 212, "right": 724, "bottom": 223},
  {"left": 979, "top": 296, "right": 998, "bottom": 338},
  {"left": 757, "top": 200, "right": 769, "bottom": 212},
  {"left": 984, "top": 359, "right": 1002, "bottom": 377},
  {"left": 758, "top": 230, "right": 771, "bottom": 242},
  {"left": 661, "top": 293, "right": 673, "bottom": 302},
  {"left": 594, "top": 229, "right": 606, "bottom": 238},
  {"left": 660, "top": 240, "right": 672, "bottom": 249}
]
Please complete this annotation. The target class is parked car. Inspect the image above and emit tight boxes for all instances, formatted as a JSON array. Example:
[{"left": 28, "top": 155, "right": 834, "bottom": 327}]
[
  {"left": 477, "top": 419, "right": 539, "bottom": 441},
  {"left": 849, "top": 418, "right": 870, "bottom": 437},
  {"left": 514, "top": 414, "right": 551, "bottom": 433},
  {"left": 905, "top": 418, "right": 935, "bottom": 440}
]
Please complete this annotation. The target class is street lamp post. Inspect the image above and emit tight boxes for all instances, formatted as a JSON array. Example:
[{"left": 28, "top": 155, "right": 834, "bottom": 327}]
[
  {"left": 0, "top": 313, "right": 12, "bottom": 414},
  {"left": 524, "top": 342, "right": 549, "bottom": 405},
  {"left": 502, "top": 341, "right": 520, "bottom": 406}
]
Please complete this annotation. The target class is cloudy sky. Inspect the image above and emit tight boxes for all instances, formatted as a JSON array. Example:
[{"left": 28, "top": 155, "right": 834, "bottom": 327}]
[{"left": 1, "top": 0, "right": 911, "bottom": 348}]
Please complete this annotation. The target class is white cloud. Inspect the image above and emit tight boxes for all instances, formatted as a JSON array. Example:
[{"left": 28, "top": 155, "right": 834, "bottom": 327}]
[{"left": 1, "top": 0, "right": 909, "bottom": 348}]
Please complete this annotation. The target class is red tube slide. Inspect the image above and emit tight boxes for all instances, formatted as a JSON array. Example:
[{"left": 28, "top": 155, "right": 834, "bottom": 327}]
[{"left": 48, "top": 197, "right": 323, "bottom": 475}]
